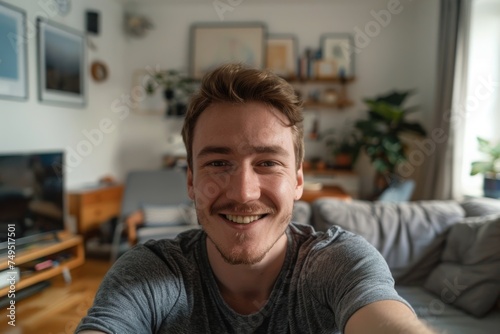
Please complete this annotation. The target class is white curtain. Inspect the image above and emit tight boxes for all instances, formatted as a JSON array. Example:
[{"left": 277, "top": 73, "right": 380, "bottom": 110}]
[{"left": 422, "top": 0, "right": 473, "bottom": 200}]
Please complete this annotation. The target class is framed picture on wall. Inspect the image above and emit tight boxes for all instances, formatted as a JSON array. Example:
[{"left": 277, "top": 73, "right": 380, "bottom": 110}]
[
  {"left": 190, "top": 23, "right": 266, "bottom": 80},
  {"left": 266, "top": 34, "right": 297, "bottom": 79},
  {"left": 0, "top": 2, "right": 28, "bottom": 100},
  {"left": 37, "top": 18, "right": 85, "bottom": 107},
  {"left": 320, "top": 33, "right": 354, "bottom": 78}
]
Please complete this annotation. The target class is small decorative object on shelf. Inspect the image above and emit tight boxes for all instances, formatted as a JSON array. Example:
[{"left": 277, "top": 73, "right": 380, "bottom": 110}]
[
  {"left": 145, "top": 69, "right": 196, "bottom": 117},
  {"left": 322, "top": 88, "right": 338, "bottom": 105},
  {"left": 295, "top": 77, "right": 355, "bottom": 110}
]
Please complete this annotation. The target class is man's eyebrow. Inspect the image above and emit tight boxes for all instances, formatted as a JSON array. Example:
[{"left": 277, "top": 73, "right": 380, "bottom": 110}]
[
  {"left": 252, "top": 145, "right": 290, "bottom": 156},
  {"left": 196, "top": 145, "right": 290, "bottom": 158},
  {"left": 197, "top": 146, "right": 233, "bottom": 158}
]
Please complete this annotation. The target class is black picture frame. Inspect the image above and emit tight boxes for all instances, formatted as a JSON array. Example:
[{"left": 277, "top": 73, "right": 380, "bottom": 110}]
[
  {"left": 37, "top": 18, "right": 86, "bottom": 107},
  {"left": 190, "top": 23, "right": 266, "bottom": 80},
  {"left": 0, "top": 1, "right": 28, "bottom": 100},
  {"left": 320, "top": 33, "right": 355, "bottom": 78}
]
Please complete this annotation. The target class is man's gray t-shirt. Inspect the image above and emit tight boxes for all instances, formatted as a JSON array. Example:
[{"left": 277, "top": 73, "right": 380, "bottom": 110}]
[{"left": 77, "top": 223, "right": 409, "bottom": 333}]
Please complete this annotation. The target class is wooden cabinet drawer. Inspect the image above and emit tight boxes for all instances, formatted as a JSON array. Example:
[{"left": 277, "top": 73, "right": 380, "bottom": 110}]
[
  {"left": 80, "top": 186, "right": 123, "bottom": 206},
  {"left": 68, "top": 185, "right": 124, "bottom": 235},
  {"left": 80, "top": 201, "right": 120, "bottom": 224}
]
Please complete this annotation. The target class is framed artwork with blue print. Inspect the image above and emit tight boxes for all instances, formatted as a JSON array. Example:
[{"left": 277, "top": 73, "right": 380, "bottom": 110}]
[{"left": 0, "top": 1, "right": 28, "bottom": 100}]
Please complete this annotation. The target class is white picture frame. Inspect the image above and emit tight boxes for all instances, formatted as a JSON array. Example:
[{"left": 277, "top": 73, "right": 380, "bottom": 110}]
[
  {"left": 320, "top": 33, "right": 354, "bottom": 78},
  {"left": 37, "top": 18, "right": 86, "bottom": 107}
]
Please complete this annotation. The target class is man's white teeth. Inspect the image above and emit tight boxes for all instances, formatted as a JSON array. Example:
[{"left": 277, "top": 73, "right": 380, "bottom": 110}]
[{"left": 225, "top": 215, "right": 261, "bottom": 224}]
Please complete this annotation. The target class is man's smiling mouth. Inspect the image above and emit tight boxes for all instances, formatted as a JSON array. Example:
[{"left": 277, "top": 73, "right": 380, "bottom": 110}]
[{"left": 223, "top": 214, "right": 266, "bottom": 224}]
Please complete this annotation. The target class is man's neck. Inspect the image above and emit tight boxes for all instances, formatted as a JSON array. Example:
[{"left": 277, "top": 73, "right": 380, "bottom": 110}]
[{"left": 206, "top": 233, "right": 288, "bottom": 315}]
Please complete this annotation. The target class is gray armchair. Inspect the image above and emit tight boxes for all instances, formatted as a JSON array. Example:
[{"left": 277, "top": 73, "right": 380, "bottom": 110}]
[{"left": 110, "top": 169, "right": 196, "bottom": 262}]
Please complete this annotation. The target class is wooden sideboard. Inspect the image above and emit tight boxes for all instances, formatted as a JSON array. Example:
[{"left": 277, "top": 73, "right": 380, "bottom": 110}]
[
  {"left": 301, "top": 185, "right": 351, "bottom": 203},
  {"left": 68, "top": 184, "right": 124, "bottom": 235},
  {"left": 303, "top": 169, "right": 360, "bottom": 199}
]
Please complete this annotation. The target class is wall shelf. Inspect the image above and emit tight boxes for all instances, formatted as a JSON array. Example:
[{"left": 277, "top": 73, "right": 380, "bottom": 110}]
[{"left": 288, "top": 77, "right": 356, "bottom": 111}]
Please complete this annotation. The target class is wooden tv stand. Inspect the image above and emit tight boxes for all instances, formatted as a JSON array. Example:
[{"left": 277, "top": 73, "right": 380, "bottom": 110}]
[{"left": 0, "top": 232, "right": 84, "bottom": 297}]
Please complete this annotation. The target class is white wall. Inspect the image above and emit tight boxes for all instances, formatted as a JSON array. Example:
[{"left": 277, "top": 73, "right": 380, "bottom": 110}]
[
  {"left": 0, "top": 0, "right": 440, "bottom": 198},
  {"left": 121, "top": 0, "right": 440, "bottom": 198},
  {"left": 0, "top": 0, "right": 126, "bottom": 189}
]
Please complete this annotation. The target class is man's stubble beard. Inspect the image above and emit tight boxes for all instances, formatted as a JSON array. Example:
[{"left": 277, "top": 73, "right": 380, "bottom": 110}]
[{"left": 198, "top": 209, "right": 292, "bottom": 266}]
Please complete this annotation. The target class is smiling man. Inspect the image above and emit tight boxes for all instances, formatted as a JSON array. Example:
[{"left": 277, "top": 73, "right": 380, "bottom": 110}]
[{"left": 77, "top": 64, "right": 435, "bottom": 333}]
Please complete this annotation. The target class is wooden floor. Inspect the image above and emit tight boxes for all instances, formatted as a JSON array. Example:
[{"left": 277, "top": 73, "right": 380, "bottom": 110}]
[{"left": 0, "top": 258, "right": 111, "bottom": 334}]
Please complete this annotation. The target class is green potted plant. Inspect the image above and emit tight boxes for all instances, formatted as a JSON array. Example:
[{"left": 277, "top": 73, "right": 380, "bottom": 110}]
[
  {"left": 145, "top": 69, "right": 196, "bottom": 116},
  {"left": 354, "top": 90, "right": 427, "bottom": 193},
  {"left": 470, "top": 137, "right": 500, "bottom": 198},
  {"left": 324, "top": 128, "right": 360, "bottom": 170}
]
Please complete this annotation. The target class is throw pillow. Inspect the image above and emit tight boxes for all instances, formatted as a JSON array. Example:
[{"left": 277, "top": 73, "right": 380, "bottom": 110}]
[
  {"left": 142, "top": 203, "right": 197, "bottom": 226},
  {"left": 311, "top": 199, "right": 465, "bottom": 283},
  {"left": 461, "top": 197, "right": 500, "bottom": 217},
  {"left": 424, "top": 214, "right": 500, "bottom": 317},
  {"left": 292, "top": 200, "right": 311, "bottom": 225}
]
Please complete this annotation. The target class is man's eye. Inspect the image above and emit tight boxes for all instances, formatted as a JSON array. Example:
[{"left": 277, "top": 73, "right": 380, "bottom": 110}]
[
  {"left": 259, "top": 161, "right": 278, "bottom": 167},
  {"left": 208, "top": 161, "right": 229, "bottom": 167}
]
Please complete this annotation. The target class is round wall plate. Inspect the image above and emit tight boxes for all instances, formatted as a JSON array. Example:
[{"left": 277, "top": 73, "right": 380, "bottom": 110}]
[{"left": 90, "top": 61, "right": 109, "bottom": 82}]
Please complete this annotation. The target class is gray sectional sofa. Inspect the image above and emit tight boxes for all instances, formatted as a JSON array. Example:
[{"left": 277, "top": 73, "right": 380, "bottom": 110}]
[{"left": 292, "top": 197, "right": 500, "bottom": 333}]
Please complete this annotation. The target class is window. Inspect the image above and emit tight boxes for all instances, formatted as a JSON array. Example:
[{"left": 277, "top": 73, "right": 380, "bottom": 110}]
[{"left": 459, "top": 0, "right": 500, "bottom": 197}]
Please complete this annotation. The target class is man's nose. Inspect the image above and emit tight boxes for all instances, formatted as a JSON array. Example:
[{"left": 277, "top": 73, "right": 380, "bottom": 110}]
[{"left": 226, "top": 164, "right": 261, "bottom": 203}]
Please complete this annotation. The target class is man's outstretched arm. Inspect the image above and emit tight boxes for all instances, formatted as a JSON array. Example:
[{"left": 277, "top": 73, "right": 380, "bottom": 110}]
[{"left": 345, "top": 300, "right": 437, "bottom": 334}]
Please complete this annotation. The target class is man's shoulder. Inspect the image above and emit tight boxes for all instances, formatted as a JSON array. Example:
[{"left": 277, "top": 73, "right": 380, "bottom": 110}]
[
  {"left": 289, "top": 222, "right": 362, "bottom": 251},
  {"left": 289, "top": 222, "right": 380, "bottom": 269}
]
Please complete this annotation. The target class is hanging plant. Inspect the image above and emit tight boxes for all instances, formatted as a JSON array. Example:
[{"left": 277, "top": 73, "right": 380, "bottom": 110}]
[{"left": 145, "top": 69, "right": 196, "bottom": 116}]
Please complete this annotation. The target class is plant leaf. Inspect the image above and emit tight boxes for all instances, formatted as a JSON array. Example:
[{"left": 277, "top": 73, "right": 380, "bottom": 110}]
[
  {"left": 470, "top": 161, "right": 493, "bottom": 175},
  {"left": 364, "top": 101, "right": 404, "bottom": 122},
  {"left": 374, "top": 91, "right": 412, "bottom": 106}
]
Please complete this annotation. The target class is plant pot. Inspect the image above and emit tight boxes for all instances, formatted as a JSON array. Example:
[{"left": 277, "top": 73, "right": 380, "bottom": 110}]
[
  {"left": 163, "top": 89, "right": 175, "bottom": 100},
  {"left": 334, "top": 153, "right": 352, "bottom": 170},
  {"left": 316, "top": 160, "right": 327, "bottom": 171},
  {"left": 483, "top": 174, "right": 500, "bottom": 199}
]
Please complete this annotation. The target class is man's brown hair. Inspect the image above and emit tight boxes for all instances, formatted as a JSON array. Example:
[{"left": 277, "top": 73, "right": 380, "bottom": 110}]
[{"left": 182, "top": 63, "right": 304, "bottom": 170}]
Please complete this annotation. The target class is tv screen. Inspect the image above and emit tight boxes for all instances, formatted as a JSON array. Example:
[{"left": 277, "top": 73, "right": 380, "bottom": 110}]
[{"left": 0, "top": 151, "right": 65, "bottom": 249}]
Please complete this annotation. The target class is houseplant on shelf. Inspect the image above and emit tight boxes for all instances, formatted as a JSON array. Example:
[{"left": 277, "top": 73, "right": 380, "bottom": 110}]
[
  {"left": 470, "top": 137, "right": 500, "bottom": 198},
  {"left": 354, "top": 90, "right": 427, "bottom": 194},
  {"left": 323, "top": 126, "right": 360, "bottom": 170},
  {"left": 145, "top": 69, "right": 196, "bottom": 117}
]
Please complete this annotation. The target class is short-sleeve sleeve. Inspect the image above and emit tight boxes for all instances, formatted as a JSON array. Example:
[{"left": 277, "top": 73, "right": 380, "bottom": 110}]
[
  {"left": 76, "top": 244, "right": 183, "bottom": 334},
  {"left": 304, "top": 228, "right": 413, "bottom": 332}
]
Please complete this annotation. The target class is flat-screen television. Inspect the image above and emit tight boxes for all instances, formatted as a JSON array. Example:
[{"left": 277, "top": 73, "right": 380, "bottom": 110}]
[{"left": 0, "top": 151, "right": 65, "bottom": 252}]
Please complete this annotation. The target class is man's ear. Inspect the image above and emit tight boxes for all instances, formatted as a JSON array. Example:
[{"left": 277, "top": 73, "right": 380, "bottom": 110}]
[
  {"left": 294, "top": 164, "right": 304, "bottom": 200},
  {"left": 187, "top": 166, "right": 195, "bottom": 200}
]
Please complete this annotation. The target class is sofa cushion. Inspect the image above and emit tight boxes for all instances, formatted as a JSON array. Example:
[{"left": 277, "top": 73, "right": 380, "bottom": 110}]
[
  {"left": 424, "top": 214, "right": 500, "bottom": 317},
  {"left": 396, "top": 286, "right": 500, "bottom": 333},
  {"left": 461, "top": 197, "right": 500, "bottom": 217},
  {"left": 311, "top": 199, "right": 465, "bottom": 283},
  {"left": 292, "top": 200, "right": 311, "bottom": 225},
  {"left": 142, "top": 203, "right": 197, "bottom": 226}
]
